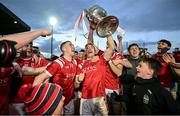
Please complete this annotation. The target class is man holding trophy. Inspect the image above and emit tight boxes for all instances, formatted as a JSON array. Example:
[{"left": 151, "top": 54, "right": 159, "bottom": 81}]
[{"left": 75, "top": 5, "right": 122, "bottom": 115}]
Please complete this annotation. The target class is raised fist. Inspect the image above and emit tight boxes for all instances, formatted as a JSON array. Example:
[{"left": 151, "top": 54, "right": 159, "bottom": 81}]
[
  {"left": 89, "top": 20, "right": 97, "bottom": 30},
  {"left": 40, "top": 29, "right": 52, "bottom": 37},
  {"left": 117, "top": 35, "right": 122, "bottom": 42}
]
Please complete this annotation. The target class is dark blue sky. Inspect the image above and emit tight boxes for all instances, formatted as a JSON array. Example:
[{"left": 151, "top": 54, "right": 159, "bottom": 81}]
[{"left": 1, "top": 0, "right": 180, "bottom": 56}]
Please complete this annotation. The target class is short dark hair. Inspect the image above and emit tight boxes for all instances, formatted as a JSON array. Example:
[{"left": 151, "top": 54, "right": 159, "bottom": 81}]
[
  {"left": 32, "top": 46, "right": 39, "bottom": 50},
  {"left": 32, "top": 46, "right": 40, "bottom": 54},
  {"left": 60, "top": 41, "right": 71, "bottom": 51},
  {"left": 128, "top": 43, "right": 139, "bottom": 51},
  {"left": 50, "top": 55, "right": 59, "bottom": 61},
  {"left": 74, "top": 51, "right": 78, "bottom": 54},
  {"left": 141, "top": 58, "right": 162, "bottom": 77},
  {"left": 158, "top": 39, "right": 171, "bottom": 47},
  {"left": 79, "top": 49, "right": 85, "bottom": 52}
]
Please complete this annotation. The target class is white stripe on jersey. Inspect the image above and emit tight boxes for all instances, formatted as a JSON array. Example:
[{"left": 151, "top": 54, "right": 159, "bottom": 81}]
[
  {"left": 55, "top": 58, "right": 65, "bottom": 68},
  {"left": 72, "top": 59, "right": 77, "bottom": 65}
]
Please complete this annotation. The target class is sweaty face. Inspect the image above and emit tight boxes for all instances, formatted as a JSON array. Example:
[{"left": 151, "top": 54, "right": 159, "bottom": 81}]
[
  {"left": 129, "top": 46, "right": 140, "bottom": 58},
  {"left": 63, "top": 42, "right": 75, "bottom": 56},
  {"left": 85, "top": 44, "right": 95, "bottom": 58},
  {"left": 157, "top": 42, "right": 169, "bottom": 53},
  {"left": 136, "top": 61, "right": 153, "bottom": 79}
]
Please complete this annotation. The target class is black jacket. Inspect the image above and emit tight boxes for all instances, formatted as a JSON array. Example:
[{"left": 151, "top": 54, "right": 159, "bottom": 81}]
[{"left": 129, "top": 77, "right": 178, "bottom": 115}]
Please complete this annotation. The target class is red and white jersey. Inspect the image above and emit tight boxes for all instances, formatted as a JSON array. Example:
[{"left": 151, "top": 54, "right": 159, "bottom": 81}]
[
  {"left": 105, "top": 52, "right": 124, "bottom": 90},
  {"left": 16, "top": 57, "right": 36, "bottom": 84},
  {"left": 13, "top": 57, "right": 36, "bottom": 103},
  {"left": 78, "top": 56, "right": 107, "bottom": 99},
  {"left": 0, "top": 67, "right": 14, "bottom": 112},
  {"left": 34, "top": 57, "right": 49, "bottom": 68},
  {"left": 45, "top": 56, "right": 77, "bottom": 105},
  {"left": 97, "top": 49, "right": 104, "bottom": 56}
]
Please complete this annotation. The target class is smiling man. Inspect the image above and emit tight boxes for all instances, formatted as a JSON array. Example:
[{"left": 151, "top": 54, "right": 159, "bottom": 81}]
[{"left": 33, "top": 41, "right": 77, "bottom": 115}]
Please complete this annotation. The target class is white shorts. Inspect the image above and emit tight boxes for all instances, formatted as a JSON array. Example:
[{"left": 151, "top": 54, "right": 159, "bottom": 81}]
[
  {"left": 80, "top": 96, "right": 108, "bottom": 115},
  {"left": 64, "top": 99, "right": 75, "bottom": 115}
]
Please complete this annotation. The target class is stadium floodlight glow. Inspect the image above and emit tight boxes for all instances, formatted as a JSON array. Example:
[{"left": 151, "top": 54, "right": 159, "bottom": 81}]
[
  {"left": 49, "top": 17, "right": 57, "bottom": 26},
  {"left": 49, "top": 17, "right": 57, "bottom": 58}
]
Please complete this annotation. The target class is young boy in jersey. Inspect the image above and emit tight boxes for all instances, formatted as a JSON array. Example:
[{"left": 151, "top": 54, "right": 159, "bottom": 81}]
[
  {"left": 128, "top": 58, "right": 177, "bottom": 114},
  {"left": 75, "top": 34, "right": 115, "bottom": 115},
  {"left": 33, "top": 41, "right": 77, "bottom": 115}
]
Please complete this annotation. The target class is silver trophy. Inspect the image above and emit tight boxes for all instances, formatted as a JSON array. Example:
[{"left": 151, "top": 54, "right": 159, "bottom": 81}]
[{"left": 85, "top": 5, "right": 119, "bottom": 38}]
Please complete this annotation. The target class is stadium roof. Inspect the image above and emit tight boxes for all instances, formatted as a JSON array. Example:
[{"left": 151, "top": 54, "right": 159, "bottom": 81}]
[{"left": 0, "top": 3, "right": 30, "bottom": 35}]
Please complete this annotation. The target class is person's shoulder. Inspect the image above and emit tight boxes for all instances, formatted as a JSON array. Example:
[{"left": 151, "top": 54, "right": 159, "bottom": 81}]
[{"left": 153, "top": 84, "right": 170, "bottom": 96}]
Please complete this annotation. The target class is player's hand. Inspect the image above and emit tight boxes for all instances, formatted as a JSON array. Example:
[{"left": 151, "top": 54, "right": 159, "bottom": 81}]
[
  {"left": 162, "top": 53, "right": 175, "bottom": 63},
  {"left": 117, "top": 34, "right": 123, "bottom": 42},
  {"left": 89, "top": 20, "right": 97, "bottom": 30},
  {"left": 13, "top": 62, "right": 23, "bottom": 77},
  {"left": 40, "top": 29, "right": 52, "bottom": 37}
]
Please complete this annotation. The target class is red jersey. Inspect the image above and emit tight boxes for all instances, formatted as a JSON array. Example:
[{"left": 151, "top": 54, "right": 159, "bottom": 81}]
[
  {"left": 173, "top": 53, "right": 180, "bottom": 63},
  {"left": 79, "top": 56, "right": 107, "bottom": 99},
  {"left": 97, "top": 49, "right": 104, "bottom": 56},
  {"left": 45, "top": 56, "right": 77, "bottom": 105},
  {"left": 34, "top": 57, "right": 49, "bottom": 68},
  {"left": 151, "top": 53, "right": 174, "bottom": 89},
  {"left": 13, "top": 57, "right": 36, "bottom": 103},
  {"left": 0, "top": 67, "right": 14, "bottom": 113},
  {"left": 13, "top": 57, "right": 49, "bottom": 103},
  {"left": 16, "top": 57, "right": 36, "bottom": 85},
  {"left": 105, "top": 53, "right": 124, "bottom": 90}
]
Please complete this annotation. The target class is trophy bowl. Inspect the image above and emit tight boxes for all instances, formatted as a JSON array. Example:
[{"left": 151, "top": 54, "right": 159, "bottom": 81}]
[{"left": 85, "top": 5, "right": 119, "bottom": 38}]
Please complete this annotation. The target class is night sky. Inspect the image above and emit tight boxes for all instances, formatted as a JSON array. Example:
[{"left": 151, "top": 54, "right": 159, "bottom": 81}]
[{"left": 1, "top": 0, "right": 180, "bottom": 57}]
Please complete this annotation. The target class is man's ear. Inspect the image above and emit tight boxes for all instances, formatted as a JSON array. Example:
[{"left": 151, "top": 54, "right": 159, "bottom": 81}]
[
  {"left": 61, "top": 46, "right": 66, "bottom": 52},
  {"left": 149, "top": 69, "right": 154, "bottom": 77}
]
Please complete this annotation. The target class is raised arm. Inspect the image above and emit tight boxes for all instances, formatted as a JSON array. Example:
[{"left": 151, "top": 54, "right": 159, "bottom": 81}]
[
  {"left": 1, "top": 29, "right": 51, "bottom": 49},
  {"left": 117, "top": 35, "right": 123, "bottom": 54},
  {"left": 104, "top": 35, "right": 115, "bottom": 61},
  {"left": 87, "top": 21, "right": 96, "bottom": 44}
]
